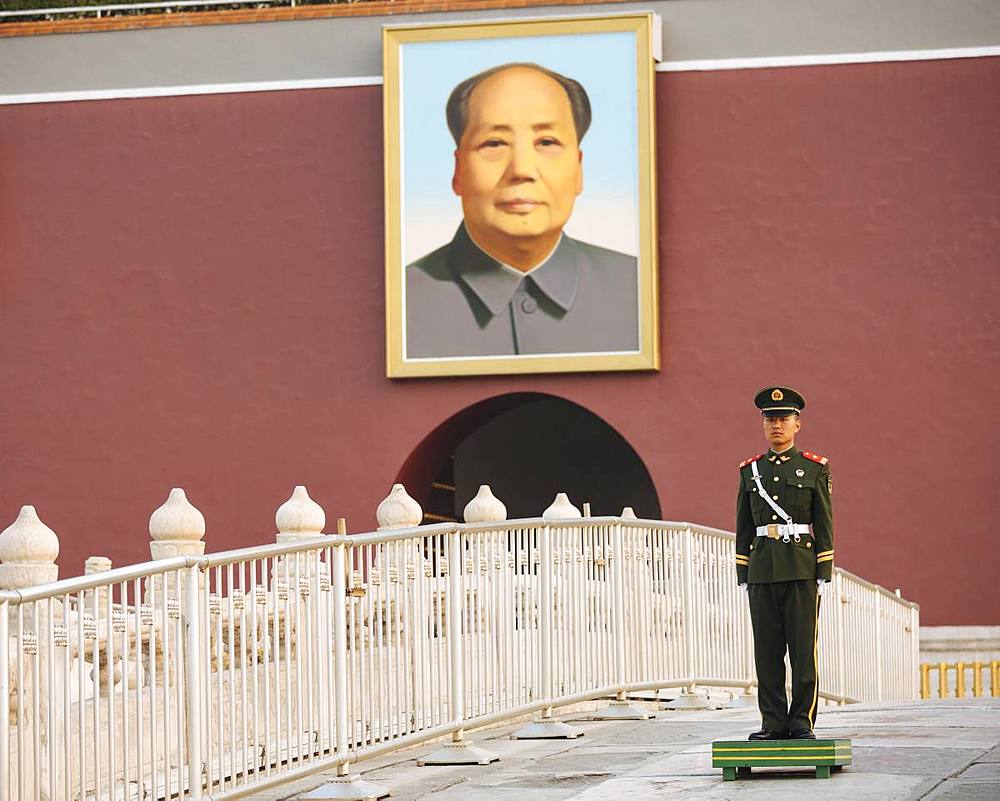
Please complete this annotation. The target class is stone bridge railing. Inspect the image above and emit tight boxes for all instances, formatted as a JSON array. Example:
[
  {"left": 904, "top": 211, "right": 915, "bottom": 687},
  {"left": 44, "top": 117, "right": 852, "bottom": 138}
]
[{"left": 0, "top": 484, "right": 919, "bottom": 801}]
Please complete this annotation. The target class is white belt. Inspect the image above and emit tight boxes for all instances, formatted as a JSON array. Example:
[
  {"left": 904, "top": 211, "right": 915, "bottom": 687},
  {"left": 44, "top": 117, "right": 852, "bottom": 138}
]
[{"left": 755, "top": 524, "right": 811, "bottom": 541}]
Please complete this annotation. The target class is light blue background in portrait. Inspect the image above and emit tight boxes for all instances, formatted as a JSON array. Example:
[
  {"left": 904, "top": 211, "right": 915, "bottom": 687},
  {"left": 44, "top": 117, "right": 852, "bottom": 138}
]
[{"left": 399, "top": 31, "right": 639, "bottom": 264}]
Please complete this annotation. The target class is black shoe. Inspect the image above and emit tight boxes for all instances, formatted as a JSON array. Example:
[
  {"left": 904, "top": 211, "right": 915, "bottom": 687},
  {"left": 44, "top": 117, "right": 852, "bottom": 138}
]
[
  {"left": 748, "top": 728, "right": 788, "bottom": 741},
  {"left": 788, "top": 729, "right": 816, "bottom": 739}
]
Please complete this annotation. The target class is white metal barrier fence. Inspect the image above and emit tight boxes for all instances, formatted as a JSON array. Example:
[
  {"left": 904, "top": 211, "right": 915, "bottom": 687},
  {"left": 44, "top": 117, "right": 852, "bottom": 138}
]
[{"left": 1, "top": 516, "right": 920, "bottom": 801}]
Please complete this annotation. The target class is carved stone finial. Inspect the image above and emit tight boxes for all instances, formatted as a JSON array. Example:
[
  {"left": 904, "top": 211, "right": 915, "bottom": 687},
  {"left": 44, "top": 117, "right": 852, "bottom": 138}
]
[
  {"left": 463, "top": 485, "right": 507, "bottom": 523},
  {"left": 543, "top": 492, "right": 581, "bottom": 521},
  {"left": 276, "top": 485, "right": 326, "bottom": 542},
  {"left": 376, "top": 484, "right": 422, "bottom": 530},
  {"left": 85, "top": 556, "right": 112, "bottom": 574},
  {"left": 148, "top": 488, "right": 206, "bottom": 560},
  {"left": 621, "top": 507, "right": 638, "bottom": 520},
  {"left": 0, "top": 505, "right": 60, "bottom": 589},
  {"left": 84, "top": 555, "right": 113, "bottom": 611}
]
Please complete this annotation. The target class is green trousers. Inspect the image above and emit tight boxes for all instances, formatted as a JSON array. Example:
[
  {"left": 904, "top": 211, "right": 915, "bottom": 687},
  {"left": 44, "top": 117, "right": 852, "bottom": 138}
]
[{"left": 748, "top": 579, "right": 820, "bottom": 733}]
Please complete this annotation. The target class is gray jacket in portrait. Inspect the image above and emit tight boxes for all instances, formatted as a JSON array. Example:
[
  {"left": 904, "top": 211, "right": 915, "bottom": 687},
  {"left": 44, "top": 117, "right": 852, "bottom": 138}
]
[{"left": 405, "top": 224, "right": 639, "bottom": 359}]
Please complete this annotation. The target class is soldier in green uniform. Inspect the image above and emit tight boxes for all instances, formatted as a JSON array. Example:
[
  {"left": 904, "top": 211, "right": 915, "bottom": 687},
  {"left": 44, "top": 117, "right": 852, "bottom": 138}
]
[{"left": 736, "top": 386, "right": 834, "bottom": 740}]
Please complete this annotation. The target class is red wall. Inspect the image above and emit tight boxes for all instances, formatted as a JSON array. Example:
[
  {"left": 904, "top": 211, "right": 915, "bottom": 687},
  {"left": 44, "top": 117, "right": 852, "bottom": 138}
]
[{"left": 1, "top": 57, "right": 998, "bottom": 625}]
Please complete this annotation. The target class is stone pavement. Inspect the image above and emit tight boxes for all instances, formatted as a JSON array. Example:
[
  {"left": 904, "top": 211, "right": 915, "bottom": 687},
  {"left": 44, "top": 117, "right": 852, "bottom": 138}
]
[{"left": 257, "top": 698, "right": 1000, "bottom": 801}]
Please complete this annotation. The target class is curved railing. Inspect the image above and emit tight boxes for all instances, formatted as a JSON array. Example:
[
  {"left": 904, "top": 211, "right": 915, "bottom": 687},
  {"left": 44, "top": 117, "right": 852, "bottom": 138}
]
[{"left": 0, "top": 517, "right": 919, "bottom": 801}]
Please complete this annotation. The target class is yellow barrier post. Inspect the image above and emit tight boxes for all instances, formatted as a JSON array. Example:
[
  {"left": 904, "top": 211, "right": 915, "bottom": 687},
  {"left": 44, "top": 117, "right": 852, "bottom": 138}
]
[
  {"left": 920, "top": 664, "right": 930, "bottom": 699},
  {"left": 955, "top": 662, "right": 965, "bottom": 698},
  {"left": 993, "top": 661, "right": 1000, "bottom": 697},
  {"left": 973, "top": 662, "right": 983, "bottom": 697},
  {"left": 938, "top": 662, "right": 947, "bottom": 698}
]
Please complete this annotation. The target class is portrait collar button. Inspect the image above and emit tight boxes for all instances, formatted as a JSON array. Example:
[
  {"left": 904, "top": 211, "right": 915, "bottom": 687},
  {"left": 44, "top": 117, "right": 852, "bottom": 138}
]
[{"left": 520, "top": 296, "right": 538, "bottom": 313}]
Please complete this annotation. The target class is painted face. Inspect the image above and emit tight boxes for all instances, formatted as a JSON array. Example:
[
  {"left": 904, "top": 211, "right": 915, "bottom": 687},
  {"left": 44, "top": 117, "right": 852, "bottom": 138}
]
[
  {"left": 763, "top": 414, "right": 801, "bottom": 450},
  {"left": 452, "top": 67, "right": 584, "bottom": 261}
]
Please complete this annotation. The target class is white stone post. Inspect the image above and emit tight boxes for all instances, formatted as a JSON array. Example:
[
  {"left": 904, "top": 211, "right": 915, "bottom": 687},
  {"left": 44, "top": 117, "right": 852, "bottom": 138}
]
[
  {"left": 0, "top": 506, "right": 63, "bottom": 799},
  {"left": 83, "top": 555, "right": 112, "bottom": 618},
  {"left": 462, "top": 485, "right": 507, "bottom": 523},
  {"left": 542, "top": 492, "right": 581, "bottom": 521},
  {"left": 662, "top": 524, "right": 717, "bottom": 710},
  {"left": 145, "top": 489, "right": 205, "bottom": 691},
  {"left": 276, "top": 485, "right": 327, "bottom": 544},
  {"left": 274, "top": 484, "right": 327, "bottom": 580},
  {"left": 148, "top": 488, "right": 206, "bottom": 565},
  {"left": 376, "top": 484, "right": 423, "bottom": 530},
  {"left": 147, "top": 487, "right": 205, "bottom": 604},
  {"left": 465, "top": 485, "right": 509, "bottom": 719},
  {"left": 273, "top": 486, "right": 328, "bottom": 742},
  {"left": 512, "top": 493, "right": 581, "bottom": 740},
  {"left": 460, "top": 485, "right": 505, "bottom": 642},
  {"left": 375, "top": 484, "right": 423, "bottom": 586},
  {"left": 370, "top": 485, "right": 423, "bottom": 640},
  {"left": 374, "top": 483, "right": 423, "bottom": 591},
  {"left": 0, "top": 505, "right": 59, "bottom": 593},
  {"left": 83, "top": 556, "right": 123, "bottom": 696},
  {"left": 419, "top": 487, "right": 503, "bottom": 767},
  {"left": 593, "top": 507, "right": 651, "bottom": 721}
]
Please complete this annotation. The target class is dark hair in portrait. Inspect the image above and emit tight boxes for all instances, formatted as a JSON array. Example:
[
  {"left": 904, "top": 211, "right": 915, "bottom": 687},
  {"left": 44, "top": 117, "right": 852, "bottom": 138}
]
[{"left": 445, "top": 62, "right": 593, "bottom": 145}]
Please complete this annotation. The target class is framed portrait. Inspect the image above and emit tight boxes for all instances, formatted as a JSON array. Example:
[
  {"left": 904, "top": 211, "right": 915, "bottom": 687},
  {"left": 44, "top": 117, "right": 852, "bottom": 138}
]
[{"left": 383, "top": 13, "right": 660, "bottom": 378}]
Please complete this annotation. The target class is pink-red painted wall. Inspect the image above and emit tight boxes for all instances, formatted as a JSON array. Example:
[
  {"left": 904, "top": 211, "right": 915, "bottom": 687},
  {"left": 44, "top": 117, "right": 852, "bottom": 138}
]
[{"left": 1, "top": 57, "right": 998, "bottom": 625}]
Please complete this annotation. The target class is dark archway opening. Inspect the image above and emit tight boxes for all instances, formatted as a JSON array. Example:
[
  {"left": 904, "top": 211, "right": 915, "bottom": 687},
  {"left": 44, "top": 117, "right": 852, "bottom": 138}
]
[{"left": 396, "top": 393, "right": 661, "bottom": 523}]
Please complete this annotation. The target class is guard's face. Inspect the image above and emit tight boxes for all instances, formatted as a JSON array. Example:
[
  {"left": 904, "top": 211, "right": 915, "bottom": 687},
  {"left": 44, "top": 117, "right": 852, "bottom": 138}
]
[
  {"left": 763, "top": 414, "right": 801, "bottom": 450},
  {"left": 452, "top": 67, "right": 584, "bottom": 253}
]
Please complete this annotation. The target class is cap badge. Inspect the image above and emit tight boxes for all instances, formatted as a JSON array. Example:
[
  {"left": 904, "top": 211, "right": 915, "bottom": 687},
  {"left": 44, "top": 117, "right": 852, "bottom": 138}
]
[
  {"left": 796, "top": 469, "right": 805, "bottom": 477},
  {"left": 771, "top": 389, "right": 784, "bottom": 401}
]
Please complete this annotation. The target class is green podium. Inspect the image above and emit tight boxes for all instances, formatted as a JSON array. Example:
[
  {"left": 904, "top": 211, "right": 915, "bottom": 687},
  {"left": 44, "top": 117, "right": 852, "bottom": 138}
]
[{"left": 712, "top": 739, "right": 851, "bottom": 780}]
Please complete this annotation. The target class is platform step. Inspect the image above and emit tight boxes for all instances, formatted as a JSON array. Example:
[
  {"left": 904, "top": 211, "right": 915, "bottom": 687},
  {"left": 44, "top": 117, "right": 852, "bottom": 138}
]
[{"left": 712, "top": 739, "right": 851, "bottom": 780}]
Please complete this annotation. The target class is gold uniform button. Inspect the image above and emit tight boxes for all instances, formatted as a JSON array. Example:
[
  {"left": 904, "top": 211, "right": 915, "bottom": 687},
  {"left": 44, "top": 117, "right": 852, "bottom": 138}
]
[
  {"left": 772, "top": 515, "right": 778, "bottom": 520},
  {"left": 750, "top": 544, "right": 754, "bottom": 550},
  {"left": 773, "top": 476, "right": 779, "bottom": 482},
  {"left": 772, "top": 494, "right": 779, "bottom": 500},
  {"left": 806, "top": 542, "right": 812, "bottom": 548}
]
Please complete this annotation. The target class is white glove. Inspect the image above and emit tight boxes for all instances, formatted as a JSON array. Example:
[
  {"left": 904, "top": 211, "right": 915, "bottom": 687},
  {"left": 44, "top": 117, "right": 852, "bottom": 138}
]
[
  {"left": 817, "top": 579, "right": 825, "bottom": 597},
  {"left": 739, "top": 583, "right": 748, "bottom": 594}
]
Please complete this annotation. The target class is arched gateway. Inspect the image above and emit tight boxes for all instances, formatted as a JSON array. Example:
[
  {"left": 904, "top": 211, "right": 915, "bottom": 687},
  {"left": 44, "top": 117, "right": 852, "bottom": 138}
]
[{"left": 395, "top": 392, "right": 661, "bottom": 522}]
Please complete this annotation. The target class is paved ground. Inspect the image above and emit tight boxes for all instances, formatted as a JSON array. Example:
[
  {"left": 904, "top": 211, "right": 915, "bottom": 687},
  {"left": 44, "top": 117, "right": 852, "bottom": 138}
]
[{"left": 255, "top": 697, "right": 1000, "bottom": 800}]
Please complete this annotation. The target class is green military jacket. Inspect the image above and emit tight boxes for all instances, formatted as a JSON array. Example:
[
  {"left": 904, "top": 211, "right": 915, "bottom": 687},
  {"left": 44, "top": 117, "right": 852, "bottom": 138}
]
[{"left": 735, "top": 445, "right": 834, "bottom": 583}]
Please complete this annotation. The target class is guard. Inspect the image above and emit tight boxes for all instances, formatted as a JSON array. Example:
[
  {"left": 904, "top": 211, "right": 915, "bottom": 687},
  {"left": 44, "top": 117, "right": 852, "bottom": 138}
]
[{"left": 736, "top": 386, "right": 834, "bottom": 740}]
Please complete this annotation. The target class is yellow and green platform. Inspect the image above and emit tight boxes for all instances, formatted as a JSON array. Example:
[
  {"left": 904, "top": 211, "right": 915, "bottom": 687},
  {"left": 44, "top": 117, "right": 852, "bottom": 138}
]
[{"left": 712, "top": 739, "right": 851, "bottom": 780}]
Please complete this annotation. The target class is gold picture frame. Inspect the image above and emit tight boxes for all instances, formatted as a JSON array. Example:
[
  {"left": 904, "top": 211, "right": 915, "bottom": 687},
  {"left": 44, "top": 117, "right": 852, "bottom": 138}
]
[{"left": 384, "top": 13, "right": 659, "bottom": 378}]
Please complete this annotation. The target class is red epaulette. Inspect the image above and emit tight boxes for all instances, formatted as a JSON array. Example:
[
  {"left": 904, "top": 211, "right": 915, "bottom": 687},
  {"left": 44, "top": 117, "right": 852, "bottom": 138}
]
[
  {"left": 802, "top": 451, "right": 829, "bottom": 465},
  {"left": 738, "top": 454, "right": 764, "bottom": 468}
]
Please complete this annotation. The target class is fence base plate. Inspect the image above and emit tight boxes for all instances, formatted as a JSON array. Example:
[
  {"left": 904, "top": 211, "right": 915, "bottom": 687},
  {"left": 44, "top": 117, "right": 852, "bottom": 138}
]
[
  {"left": 417, "top": 739, "right": 500, "bottom": 766},
  {"left": 628, "top": 689, "right": 678, "bottom": 702},
  {"left": 510, "top": 718, "right": 583, "bottom": 739},
  {"left": 713, "top": 739, "right": 852, "bottom": 780},
  {"left": 724, "top": 691, "right": 758, "bottom": 709},
  {"left": 661, "top": 690, "right": 722, "bottom": 710},
  {"left": 298, "top": 774, "right": 390, "bottom": 800},
  {"left": 591, "top": 700, "right": 652, "bottom": 720}
]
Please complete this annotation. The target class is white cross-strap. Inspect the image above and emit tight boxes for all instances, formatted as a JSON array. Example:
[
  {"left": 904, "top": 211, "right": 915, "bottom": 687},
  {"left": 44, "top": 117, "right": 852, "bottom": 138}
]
[{"left": 750, "top": 459, "right": 794, "bottom": 525}]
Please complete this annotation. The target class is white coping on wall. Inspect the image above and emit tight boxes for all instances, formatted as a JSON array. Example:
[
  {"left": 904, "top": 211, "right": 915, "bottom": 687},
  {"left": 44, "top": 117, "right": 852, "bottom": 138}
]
[
  {"left": 0, "top": 76, "right": 385, "bottom": 106},
  {"left": 919, "top": 625, "right": 1000, "bottom": 666},
  {"left": 656, "top": 45, "right": 1000, "bottom": 72},
  {"left": 2, "top": 45, "right": 998, "bottom": 106}
]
